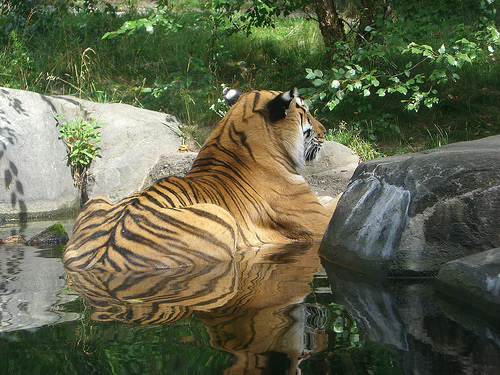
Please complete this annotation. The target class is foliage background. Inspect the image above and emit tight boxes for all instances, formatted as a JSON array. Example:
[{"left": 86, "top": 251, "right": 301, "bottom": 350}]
[{"left": 1, "top": 0, "right": 499, "bottom": 158}]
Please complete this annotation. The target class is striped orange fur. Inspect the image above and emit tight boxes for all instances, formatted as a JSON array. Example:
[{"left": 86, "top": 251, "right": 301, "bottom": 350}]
[{"left": 62, "top": 89, "right": 337, "bottom": 271}]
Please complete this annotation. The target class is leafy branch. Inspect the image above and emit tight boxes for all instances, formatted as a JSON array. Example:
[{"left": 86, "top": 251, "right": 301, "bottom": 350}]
[{"left": 307, "top": 37, "right": 481, "bottom": 111}]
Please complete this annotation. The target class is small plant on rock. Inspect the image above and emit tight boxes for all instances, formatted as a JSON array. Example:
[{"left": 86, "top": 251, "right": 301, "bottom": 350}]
[{"left": 58, "top": 117, "right": 102, "bottom": 187}]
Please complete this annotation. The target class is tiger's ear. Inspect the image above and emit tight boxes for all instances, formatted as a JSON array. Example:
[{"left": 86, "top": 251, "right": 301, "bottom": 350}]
[
  {"left": 267, "top": 88, "right": 299, "bottom": 122},
  {"left": 223, "top": 87, "right": 243, "bottom": 106}
]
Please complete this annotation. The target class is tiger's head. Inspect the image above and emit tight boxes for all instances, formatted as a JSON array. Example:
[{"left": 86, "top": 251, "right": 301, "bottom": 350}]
[{"left": 220, "top": 88, "right": 327, "bottom": 169}]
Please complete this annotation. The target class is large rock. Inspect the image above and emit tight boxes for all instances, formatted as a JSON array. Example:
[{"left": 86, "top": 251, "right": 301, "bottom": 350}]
[
  {"left": 0, "top": 88, "right": 78, "bottom": 221},
  {"left": 435, "top": 248, "right": 500, "bottom": 318},
  {"left": 50, "top": 95, "right": 182, "bottom": 202},
  {"left": 319, "top": 135, "right": 500, "bottom": 278},
  {"left": 0, "top": 87, "right": 182, "bottom": 221}
]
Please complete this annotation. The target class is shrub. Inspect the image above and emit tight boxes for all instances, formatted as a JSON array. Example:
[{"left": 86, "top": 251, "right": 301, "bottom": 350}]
[{"left": 57, "top": 116, "right": 102, "bottom": 186}]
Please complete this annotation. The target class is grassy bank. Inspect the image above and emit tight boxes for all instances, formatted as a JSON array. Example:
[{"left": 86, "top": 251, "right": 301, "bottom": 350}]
[{"left": 1, "top": 1, "right": 499, "bottom": 158}]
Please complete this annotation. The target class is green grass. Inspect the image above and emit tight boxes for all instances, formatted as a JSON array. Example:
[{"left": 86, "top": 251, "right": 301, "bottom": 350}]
[
  {"left": 224, "top": 17, "right": 327, "bottom": 90},
  {"left": 325, "top": 123, "right": 384, "bottom": 161}
]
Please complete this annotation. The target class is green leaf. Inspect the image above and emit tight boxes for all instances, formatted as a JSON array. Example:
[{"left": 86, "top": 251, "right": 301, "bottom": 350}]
[
  {"left": 306, "top": 72, "right": 315, "bottom": 80},
  {"left": 446, "top": 55, "right": 457, "bottom": 66},
  {"left": 327, "top": 98, "right": 340, "bottom": 110},
  {"left": 396, "top": 86, "right": 408, "bottom": 95},
  {"left": 345, "top": 69, "right": 356, "bottom": 79},
  {"left": 312, "top": 78, "right": 324, "bottom": 87},
  {"left": 331, "top": 80, "right": 341, "bottom": 89},
  {"left": 314, "top": 69, "right": 323, "bottom": 78}
]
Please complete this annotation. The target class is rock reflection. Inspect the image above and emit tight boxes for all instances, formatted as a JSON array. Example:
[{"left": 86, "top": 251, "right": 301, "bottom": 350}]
[
  {"left": 323, "top": 260, "right": 500, "bottom": 375},
  {"left": 65, "top": 242, "right": 327, "bottom": 374},
  {"left": 0, "top": 245, "right": 79, "bottom": 332}
]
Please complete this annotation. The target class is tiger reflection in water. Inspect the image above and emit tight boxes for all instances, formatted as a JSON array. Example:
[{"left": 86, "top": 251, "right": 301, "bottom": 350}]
[{"left": 66, "top": 243, "right": 327, "bottom": 374}]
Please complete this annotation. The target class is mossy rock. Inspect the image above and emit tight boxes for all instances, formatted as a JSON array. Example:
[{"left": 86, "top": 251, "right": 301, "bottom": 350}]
[{"left": 26, "top": 222, "right": 69, "bottom": 246}]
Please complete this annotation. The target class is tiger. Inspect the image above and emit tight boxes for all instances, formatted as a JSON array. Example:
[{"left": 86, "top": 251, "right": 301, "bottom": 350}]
[{"left": 62, "top": 88, "right": 338, "bottom": 271}]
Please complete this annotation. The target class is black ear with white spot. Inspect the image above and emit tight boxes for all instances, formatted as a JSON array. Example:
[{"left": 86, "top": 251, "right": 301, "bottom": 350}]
[
  {"left": 223, "top": 87, "right": 243, "bottom": 106},
  {"left": 266, "top": 88, "right": 299, "bottom": 122}
]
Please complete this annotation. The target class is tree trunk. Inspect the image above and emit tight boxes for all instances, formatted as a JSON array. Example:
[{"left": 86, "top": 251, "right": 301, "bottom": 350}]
[{"left": 313, "top": 0, "right": 345, "bottom": 49}]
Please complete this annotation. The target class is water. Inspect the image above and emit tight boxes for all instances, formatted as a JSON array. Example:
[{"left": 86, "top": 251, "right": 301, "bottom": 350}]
[{"left": 1, "top": 220, "right": 499, "bottom": 374}]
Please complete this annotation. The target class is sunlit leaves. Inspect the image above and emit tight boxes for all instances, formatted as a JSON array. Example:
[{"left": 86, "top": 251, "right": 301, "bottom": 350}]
[
  {"left": 57, "top": 117, "right": 102, "bottom": 181},
  {"left": 305, "top": 33, "right": 488, "bottom": 141}
]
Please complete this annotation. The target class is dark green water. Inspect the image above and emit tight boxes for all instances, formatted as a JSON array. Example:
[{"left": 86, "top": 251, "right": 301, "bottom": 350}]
[{"left": 1, "top": 221, "right": 498, "bottom": 375}]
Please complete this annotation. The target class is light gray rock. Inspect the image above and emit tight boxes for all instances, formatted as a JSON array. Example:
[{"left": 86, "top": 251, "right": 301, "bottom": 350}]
[
  {"left": 0, "top": 87, "right": 182, "bottom": 220},
  {"left": 320, "top": 135, "right": 500, "bottom": 278},
  {"left": 435, "top": 248, "right": 500, "bottom": 318},
  {"left": 298, "top": 141, "right": 359, "bottom": 198},
  {"left": 0, "top": 88, "right": 79, "bottom": 221},
  {"left": 49, "top": 95, "right": 183, "bottom": 203}
]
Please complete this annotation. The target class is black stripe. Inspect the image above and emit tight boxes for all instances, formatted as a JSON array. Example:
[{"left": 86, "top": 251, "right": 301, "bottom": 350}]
[{"left": 251, "top": 91, "right": 261, "bottom": 112}]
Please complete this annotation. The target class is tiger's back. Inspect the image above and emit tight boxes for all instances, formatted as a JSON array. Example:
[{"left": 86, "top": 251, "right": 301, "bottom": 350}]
[{"left": 63, "top": 89, "right": 337, "bottom": 271}]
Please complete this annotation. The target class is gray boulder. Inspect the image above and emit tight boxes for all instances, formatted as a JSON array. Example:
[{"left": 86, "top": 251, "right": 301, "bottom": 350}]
[
  {"left": 0, "top": 88, "right": 78, "bottom": 221},
  {"left": 320, "top": 135, "right": 500, "bottom": 278},
  {"left": 435, "top": 248, "right": 500, "bottom": 318},
  {"left": 0, "top": 87, "right": 182, "bottom": 221},
  {"left": 51, "top": 95, "right": 182, "bottom": 202}
]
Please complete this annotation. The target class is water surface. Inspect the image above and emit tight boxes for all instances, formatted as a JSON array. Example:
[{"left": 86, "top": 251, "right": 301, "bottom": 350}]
[{"left": 1, "top": 220, "right": 498, "bottom": 374}]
